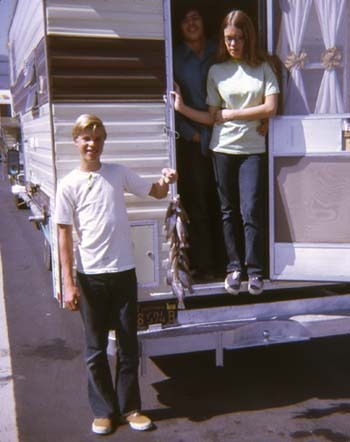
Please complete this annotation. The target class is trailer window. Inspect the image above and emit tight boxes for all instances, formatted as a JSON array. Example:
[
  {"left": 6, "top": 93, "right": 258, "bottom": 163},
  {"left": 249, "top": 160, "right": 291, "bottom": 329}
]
[{"left": 275, "top": 0, "right": 350, "bottom": 115}]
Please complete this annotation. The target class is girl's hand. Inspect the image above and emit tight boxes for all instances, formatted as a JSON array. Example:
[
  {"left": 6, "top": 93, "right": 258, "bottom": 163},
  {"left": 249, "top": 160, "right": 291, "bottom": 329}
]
[{"left": 215, "top": 109, "right": 235, "bottom": 124}]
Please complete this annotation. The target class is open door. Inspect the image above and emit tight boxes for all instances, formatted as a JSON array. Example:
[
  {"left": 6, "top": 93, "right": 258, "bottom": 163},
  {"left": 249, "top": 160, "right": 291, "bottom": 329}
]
[{"left": 268, "top": 0, "right": 350, "bottom": 281}]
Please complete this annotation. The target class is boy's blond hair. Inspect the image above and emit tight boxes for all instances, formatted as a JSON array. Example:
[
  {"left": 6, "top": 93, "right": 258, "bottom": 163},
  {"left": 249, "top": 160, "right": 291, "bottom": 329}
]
[{"left": 72, "top": 114, "right": 107, "bottom": 140}]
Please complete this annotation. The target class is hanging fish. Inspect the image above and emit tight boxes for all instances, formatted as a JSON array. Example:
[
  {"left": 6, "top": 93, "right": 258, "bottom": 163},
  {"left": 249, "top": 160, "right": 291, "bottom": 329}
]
[
  {"left": 164, "top": 200, "right": 178, "bottom": 241},
  {"left": 176, "top": 213, "right": 189, "bottom": 248},
  {"left": 171, "top": 278, "right": 185, "bottom": 310},
  {"left": 169, "top": 242, "right": 178, "bottom": 265},
  {"left": 178, "top": 268, "right": 194, "bottom": 294},
  {"left": 164, "top": 195, "right": 193, "bottom": 309}
]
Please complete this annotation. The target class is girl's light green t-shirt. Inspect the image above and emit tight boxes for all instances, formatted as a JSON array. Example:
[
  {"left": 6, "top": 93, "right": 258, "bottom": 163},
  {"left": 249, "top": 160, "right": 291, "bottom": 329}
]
[{"left": 207, "top": 59, "right": 280, "bottom": 154}]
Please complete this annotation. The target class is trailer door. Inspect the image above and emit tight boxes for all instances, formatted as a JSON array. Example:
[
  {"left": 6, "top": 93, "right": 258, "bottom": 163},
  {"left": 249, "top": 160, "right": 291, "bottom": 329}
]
[{"left": 268, "top": 0, "right": 350, "bottom": 282}]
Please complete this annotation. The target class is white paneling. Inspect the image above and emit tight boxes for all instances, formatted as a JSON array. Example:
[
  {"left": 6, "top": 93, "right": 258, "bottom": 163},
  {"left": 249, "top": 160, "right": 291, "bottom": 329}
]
[
  {"left": 52, "top": 102, "right": 166, "bottom": 122},
  {"left": 272, "top": 243, "right": 350, "bottom": 281},
  {"left": 130, "top": 223, "right": 158, "bottom": 286},
  {"left": 52, "top": 102, "right": 168, "bottom": 176},
  {"left": 8, "top": 0, "right": 44, "bottom": 80},
  {"left": 51, "top": 101, "right": 170, "bottom": 295},
  {"left": 272, "top": 117, "right": 343, "bottom": 155},
  {"left": 21, "top": 105, "right": 54, "bottom": 199},
  {"left": 46, "top": 0, "right": 164, "bottom": 39},
  {"left": 52, "top": 102, "right": 170, "bottom": 219}
]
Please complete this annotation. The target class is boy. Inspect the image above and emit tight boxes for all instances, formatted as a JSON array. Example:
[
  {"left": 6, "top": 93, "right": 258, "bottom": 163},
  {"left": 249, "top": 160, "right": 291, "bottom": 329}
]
[
  {"left": 173, "top": 2, "right": 221, "bottom": 280},
  {"left": 54, "top": 114, "right": 177, "bottom": 435}
]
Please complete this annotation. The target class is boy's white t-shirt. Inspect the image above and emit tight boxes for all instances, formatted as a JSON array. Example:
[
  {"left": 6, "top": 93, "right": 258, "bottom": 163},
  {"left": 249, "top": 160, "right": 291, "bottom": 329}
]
[{"left": 54, "top": 163, "right": 152, "bottom": 274}]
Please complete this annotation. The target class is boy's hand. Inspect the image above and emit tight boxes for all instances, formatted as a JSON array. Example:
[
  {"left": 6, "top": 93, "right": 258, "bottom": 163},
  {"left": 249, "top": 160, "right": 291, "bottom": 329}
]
[
  {"left": 170, "top": 90, "right": 184, "bottom": 112},
  {"left": 63, "top": 283, "right": 80, "bottom": 311},
  {"left": 162, "top": 168, "right": 177, "bottom": 184},
  {"left": 257, "top": 119, "right": 268, "bottom": 136}
]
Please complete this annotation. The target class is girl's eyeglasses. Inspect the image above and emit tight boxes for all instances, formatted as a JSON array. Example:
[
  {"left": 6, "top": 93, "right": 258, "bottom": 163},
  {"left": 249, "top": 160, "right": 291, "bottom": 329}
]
[{"left": 224, "top": 36, "right": 244, "bottom": 44}]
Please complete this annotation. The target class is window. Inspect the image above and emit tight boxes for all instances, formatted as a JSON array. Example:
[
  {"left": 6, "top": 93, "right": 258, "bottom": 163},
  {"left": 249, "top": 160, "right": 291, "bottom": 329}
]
[{"left": 276, "top": 0, "right": 349, "bottom": 115}]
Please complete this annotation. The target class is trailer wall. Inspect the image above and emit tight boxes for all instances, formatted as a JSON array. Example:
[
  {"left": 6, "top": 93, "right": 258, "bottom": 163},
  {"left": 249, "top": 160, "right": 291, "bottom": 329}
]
[{"left": 8, "top": 0, "right": 173, "bottom": 300}]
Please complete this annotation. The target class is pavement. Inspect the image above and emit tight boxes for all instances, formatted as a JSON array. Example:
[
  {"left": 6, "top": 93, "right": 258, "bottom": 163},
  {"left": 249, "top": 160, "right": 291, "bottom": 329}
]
[{"left": 1, "top": 173, "right": 350, "bottom": 442}]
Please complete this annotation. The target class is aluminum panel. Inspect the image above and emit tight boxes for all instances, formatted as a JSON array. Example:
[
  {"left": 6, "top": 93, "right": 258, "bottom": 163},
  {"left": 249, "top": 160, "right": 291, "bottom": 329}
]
[
  {"left": 46, "top": 0, "right": 164, "bottom": 39},
  {"left": 21, "top": 105, "right": 55, "bottom": 199},
  {"left": 8, "top": 0, "right": 45, "bottom": 81},
  {"left": 272, "top": 116, "right": 343, "bottom": 155},
  {"left": 273, "top": 243, "right": 350, "bottom": 281},
  {"left": 52, "top": 102, "right": 170, "bottom": 214}
]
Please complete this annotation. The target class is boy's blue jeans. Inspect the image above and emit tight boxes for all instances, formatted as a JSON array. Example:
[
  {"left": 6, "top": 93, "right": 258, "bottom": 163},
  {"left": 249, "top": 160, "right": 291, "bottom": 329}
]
[
  {"left": 212, "top": 153, "right": 266, "bottom": 277},
  {"left": 77, "top": 269, "right": 141, "bottom": 418}
]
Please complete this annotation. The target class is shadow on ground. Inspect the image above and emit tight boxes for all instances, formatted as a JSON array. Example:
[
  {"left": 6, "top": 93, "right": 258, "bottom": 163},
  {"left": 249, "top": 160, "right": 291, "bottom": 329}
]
[{"left": 146, "top": 335, "right": 350, "bottom": 424}]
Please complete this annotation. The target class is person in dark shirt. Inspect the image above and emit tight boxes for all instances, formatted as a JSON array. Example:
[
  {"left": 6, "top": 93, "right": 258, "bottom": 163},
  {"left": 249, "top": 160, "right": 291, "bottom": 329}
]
[{"left": 173, "top": 2, "right": 224, "bottom": 281}]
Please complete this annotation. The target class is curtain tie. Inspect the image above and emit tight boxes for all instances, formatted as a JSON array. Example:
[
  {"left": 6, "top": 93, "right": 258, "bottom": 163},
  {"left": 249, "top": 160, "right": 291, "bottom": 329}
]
[
  {"left": 284, "top": 51, "right": 308, "bottom": 71},
  {"left": 321, "top": 47, "right": 342, "bottom": 70}
]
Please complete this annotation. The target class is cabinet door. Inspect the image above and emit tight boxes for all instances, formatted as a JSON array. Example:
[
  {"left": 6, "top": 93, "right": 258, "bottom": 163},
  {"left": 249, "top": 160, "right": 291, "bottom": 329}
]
[
  {"left": 130, "top": 223, "right": 158, "bottom": 287},
  {"left": 269, "top": 116, "right": 350, "bottom": 281},
  {"left": 268, "top": 0, "right": 350, "bottom": 281}
]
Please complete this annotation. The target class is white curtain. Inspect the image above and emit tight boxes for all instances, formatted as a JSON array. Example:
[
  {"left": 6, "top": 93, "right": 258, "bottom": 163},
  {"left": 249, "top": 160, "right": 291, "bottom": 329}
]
[
  {"left": 277, "top": 0, "right": 313, "bottom": 114},
  {"left": 314, "top": 0, "right": 346, "bottom": 113}
]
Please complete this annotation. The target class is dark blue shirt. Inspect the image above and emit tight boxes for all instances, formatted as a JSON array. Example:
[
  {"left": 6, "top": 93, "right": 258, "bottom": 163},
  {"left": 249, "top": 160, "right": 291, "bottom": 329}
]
[{"left": 173, "top": 39, "right": 217, "bottom": 156}]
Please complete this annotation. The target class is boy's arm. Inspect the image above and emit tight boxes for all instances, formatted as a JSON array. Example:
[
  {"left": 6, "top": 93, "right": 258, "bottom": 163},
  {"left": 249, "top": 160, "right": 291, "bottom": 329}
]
[
  {"left": 149, "top": 168, "right": 177, "bottom": 199},
  {"left": 57, "top": 223, "right": 80, "bottom": 311},
  {"left": 171, "top": 90, "right": 215, "bottom": 126}
]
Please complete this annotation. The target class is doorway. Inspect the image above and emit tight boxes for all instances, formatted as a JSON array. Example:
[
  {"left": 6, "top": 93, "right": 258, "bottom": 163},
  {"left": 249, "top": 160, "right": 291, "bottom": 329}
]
[{"left": 170, "top": 0, "right": 267, "bottom": 283}]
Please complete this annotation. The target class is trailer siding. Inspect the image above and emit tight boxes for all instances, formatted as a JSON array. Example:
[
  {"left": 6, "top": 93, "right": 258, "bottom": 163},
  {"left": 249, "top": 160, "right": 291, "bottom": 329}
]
[
  {"left": 52, "top": 102, "right": 169, "bottom": 206},
  {"left": 45, "top": 0, "right": 164, "bottom": 39},
  {"left": 8, "top": 0, "right": 171, "bottom": 300},
  {"left": 51, "top": 102, "right": 170, "bottom": 296},
  {"left": 8, "top": 0, "right": 45, "bottom": 82},
  {"left": 11, "top": 37, "right": 49, "bottom": 117},
  {"left": 43, "top": 1, "right": 170, "bottom": 298},
  {"left": 21, "top": 104, "right": 54, "bottom": 200},
  {"left": 47, "top": 36, "right": 165, "bottom": 102}
]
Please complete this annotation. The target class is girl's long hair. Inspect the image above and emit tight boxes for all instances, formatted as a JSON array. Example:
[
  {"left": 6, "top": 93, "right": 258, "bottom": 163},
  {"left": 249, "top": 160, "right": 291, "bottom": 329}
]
[{"left": 217, "top": 10, "right": 266, "bottom": 66}]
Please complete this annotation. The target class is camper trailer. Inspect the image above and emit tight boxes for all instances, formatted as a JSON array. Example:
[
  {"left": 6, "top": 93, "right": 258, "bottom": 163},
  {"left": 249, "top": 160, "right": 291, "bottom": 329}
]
[{"left": 8, "top": 0, "right": 350, "bottom": 368}]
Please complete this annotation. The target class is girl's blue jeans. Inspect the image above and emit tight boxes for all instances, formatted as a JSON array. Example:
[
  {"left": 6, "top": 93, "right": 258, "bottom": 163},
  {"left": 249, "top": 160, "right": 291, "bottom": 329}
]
[{"left": 212, "top": 152, "right": 266, "bottom": 277}]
